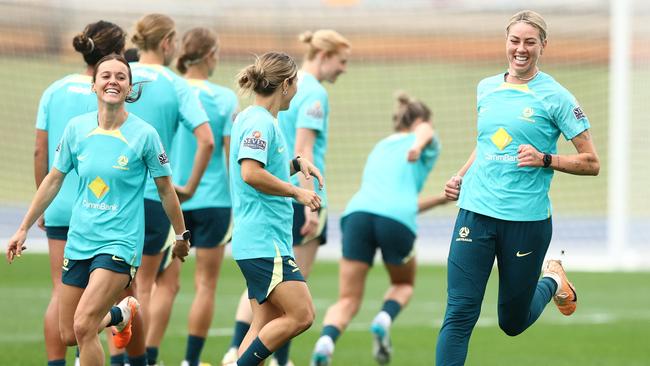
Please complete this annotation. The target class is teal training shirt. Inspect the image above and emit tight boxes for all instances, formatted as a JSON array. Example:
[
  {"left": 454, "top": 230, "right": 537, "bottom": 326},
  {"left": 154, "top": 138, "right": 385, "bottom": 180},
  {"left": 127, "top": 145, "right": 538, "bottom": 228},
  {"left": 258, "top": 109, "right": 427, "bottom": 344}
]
[
  {"left": 229, "top": 106, "right": 293, "bottom": 260},
  {"left": 128, "top": 63, "right": 208, "bottom": 201},
  {"left": 53, "top": 112, "right": 172, "bottom": 266},
  {"left": 172, "top": 79, "right": 238, "bottom": 210},
  {"left": 458, "top": 71, "right": 591, "bottom": 221},
  {"left": 343, "top": 132, "right": 441, "bottom": 234},
  {"left": 278, "top": 72, "right": 329, "bottom": 206},
  {"left": 36, "top": 74, "right": 96, "bottom": 227}
]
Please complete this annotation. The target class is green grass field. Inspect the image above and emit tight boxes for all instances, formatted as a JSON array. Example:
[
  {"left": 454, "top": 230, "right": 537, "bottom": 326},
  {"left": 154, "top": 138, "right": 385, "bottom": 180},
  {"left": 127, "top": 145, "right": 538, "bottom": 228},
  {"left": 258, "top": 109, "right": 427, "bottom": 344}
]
[
  {"left": 0, "top": 56, "right": 629, "bottom": 215},
  {"left": 1, "top": 254, "right": 648, "bottom": 365}
]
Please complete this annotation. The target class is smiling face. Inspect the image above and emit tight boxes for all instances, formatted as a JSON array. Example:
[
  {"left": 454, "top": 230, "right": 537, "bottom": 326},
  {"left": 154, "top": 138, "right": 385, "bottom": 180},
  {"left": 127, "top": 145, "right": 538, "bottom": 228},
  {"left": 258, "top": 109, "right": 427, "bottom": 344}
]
[
  {"left": 506, "top": 22, "right": 546, "bottom": 79},
  {"left": 93, "top": 59, "right": 131, "bottom": 106}
]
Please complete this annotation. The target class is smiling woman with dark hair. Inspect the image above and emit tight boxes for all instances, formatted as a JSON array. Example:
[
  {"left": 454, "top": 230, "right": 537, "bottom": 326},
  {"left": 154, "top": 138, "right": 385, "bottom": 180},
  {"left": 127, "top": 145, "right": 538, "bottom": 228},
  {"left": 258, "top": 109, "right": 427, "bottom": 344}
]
[{"left": 7, "top": 54, "right": 189, "bottom": 366}]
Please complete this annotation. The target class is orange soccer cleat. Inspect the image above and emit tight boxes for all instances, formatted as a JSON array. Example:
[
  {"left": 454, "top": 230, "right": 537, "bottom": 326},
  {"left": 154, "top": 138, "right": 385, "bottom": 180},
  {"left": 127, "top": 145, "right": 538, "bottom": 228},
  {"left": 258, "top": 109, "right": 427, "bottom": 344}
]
[
  {"left": 111, "top": 296, "right": 140, "bottom": 348},
  {"left": 543, "top": 259, "right": 578, "bottom": 316}
]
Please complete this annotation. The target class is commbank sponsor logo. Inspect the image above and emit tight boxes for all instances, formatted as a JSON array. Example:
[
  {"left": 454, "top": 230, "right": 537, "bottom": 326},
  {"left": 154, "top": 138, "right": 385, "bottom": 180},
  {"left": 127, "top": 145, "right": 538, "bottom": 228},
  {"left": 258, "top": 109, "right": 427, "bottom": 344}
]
[{"left": 490, "top": 127, "right": 512, "bottom": 151}]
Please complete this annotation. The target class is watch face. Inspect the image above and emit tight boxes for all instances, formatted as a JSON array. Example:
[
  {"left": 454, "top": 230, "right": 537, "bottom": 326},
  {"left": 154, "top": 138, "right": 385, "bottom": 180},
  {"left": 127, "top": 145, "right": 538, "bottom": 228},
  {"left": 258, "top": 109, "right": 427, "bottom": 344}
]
[{"left": 183, "top": 230, "right": 191, "bottom": 240}]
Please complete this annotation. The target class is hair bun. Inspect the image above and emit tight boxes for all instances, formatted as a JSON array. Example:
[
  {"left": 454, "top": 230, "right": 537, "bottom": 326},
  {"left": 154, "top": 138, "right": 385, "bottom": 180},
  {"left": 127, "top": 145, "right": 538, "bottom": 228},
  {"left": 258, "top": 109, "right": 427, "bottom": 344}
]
[
  {"left": 299, "top": 31, "right": 313, "bottom": 44},
  {"left": 72, "top": 34, "right": 93, "bottom": 55},
  {"left": 394, "top": 90, "right": 411, "bottom": 105}
]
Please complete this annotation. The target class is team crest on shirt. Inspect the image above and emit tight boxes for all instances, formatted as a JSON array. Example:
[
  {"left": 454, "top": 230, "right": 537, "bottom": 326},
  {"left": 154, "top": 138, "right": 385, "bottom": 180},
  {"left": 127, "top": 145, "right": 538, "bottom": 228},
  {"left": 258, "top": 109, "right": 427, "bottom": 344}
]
[
  {"left": 112, "top": 155, "right": 129, "bottom": 171},
  {"left": 243, "top": 131, "right": 267, "bottom": 150},
  {"left": 518, "top": 107, "right": 535, "bottom": 123},
  {"left": 306, "top": 101, "right": 323, "bottom": 119},
  {"left": 158, "top": 152, "right": 169, "bottom": 165},
  {"left": 573, "top": 106, "right": 586, "bottom": 120}
]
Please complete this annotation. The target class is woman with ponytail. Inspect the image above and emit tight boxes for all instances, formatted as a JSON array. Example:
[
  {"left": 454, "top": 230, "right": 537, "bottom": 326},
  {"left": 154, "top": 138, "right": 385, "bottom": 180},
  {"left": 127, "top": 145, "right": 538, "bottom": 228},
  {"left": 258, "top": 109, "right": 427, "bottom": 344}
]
[
  {"left": 33, "top": 20, "right": 126, "bottom": 366},
  {"left": 310, "top": 93, "right": 447, "bottom": 366}
]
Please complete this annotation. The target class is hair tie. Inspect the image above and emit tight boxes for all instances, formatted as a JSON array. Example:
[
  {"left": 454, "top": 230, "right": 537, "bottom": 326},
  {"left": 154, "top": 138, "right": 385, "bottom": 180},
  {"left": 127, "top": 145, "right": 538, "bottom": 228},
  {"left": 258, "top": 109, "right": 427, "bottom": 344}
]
[{"left": 87, "top": 37, "right": 95, "bottom": 53}]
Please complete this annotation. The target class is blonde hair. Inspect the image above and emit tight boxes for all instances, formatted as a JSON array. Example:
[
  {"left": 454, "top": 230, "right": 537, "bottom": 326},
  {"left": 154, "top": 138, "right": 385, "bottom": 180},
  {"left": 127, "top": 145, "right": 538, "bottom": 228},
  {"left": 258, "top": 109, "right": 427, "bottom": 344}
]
[
  {"left": 506, "top": 10, "right": 548, "bottom": 43},
  {"left": 393, "top": 91, "right": 432, "bottom": 131},
  {"left": 176, "top": 27, "right": 218, "bottom": 74},
  {"left": 237, "top": 52, "right": 297, "bottom": 96},
  {"left": 131, "top": 14, "right": 175, "bottom": 51},
  {"left": 299, "top": 29, "right": 351, "bottom": 60}
]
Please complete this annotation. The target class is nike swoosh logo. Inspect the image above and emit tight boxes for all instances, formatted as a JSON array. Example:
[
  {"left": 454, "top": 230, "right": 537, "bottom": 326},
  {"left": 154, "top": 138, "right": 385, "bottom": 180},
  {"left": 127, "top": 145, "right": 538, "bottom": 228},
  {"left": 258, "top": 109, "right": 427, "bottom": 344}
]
[
  {"left": 292, "top": 267, "right": 300, "bottom": 273},
  {"left": 111, "top": 255, "right": 125, "bottom": 262},
  {"left": 516, "top": 251, "right": 533, "bottom": 257},
  {"left": 253, "top": 352, "right": 264, "bottom": 359},
  {"left": 77, "top": 154, "right": 87, "bottom": 161},
  {"left": 278, "top": 147, "right": 285, "bottom": 153}
]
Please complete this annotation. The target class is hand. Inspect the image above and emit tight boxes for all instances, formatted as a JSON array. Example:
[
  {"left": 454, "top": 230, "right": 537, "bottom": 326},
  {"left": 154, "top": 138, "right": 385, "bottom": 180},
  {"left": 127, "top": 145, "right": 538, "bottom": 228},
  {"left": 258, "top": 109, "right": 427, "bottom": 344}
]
[
  {"left": 293, "top": 187, "right": 321, "bottom": 212},
  {"left": 296, "top": 158, "right": 325, "bottom": 190},
  {"left": 407, "top": 147, "right": 421, "bottom": 162},
  {"left": 517, "top": 144, "right": 544, "bottom": 168},
  {"left": 6, "top": 229, "right": 27, "bottom": 264},
  {"left": 37, "top": 215, "right": 45, "bottom": 231},
  {"left": 444, "top": 175, "right": 463, "bottom": 201},
  {"left": 300, "top": 205, "right": 320, "bottom": 237},
  {"left": 172, "top": 239, "right": 190, "bottom": 262},
  {"left": 174, "top": 185, "right": 194, "bottom": 203}
]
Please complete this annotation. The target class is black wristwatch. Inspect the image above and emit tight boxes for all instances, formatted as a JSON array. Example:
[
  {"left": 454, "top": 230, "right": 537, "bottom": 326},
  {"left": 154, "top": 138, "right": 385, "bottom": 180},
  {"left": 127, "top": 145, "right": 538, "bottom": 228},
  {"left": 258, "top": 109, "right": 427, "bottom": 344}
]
[
  {"left": 175, "top": 230, "right": 191, "bottom": 241},
  {"left": 543, "top": 153, "right": 552, "bottom": 168},
  {"left": 292, "top": 156, "right": 301, "bottom": 172}
]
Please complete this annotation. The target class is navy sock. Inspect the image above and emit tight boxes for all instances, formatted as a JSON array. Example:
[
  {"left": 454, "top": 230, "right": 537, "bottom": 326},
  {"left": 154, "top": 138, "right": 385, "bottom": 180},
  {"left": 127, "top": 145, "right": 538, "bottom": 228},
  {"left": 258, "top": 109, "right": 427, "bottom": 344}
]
[
  {"left": 185, "top": 335, "right": 206, "bottom": 366},
  {"left": 47, "top": 360, "right": 66, "bottom": 366},
  {"left": 108, "top": 306, "right": 123, "bottom": 327},
  {"left": 237, "top": 337, "right": 271, "bottom": 366},
  {"left": 75, "top": 347, "right": 80, "bottom": 358},
  {"left": 230, "top": 321, "right": 250, "bottom": 348},
  {"left": 146, "top": 347, "right": 158, "bottom": 365},
  {"left": 321, "top": 325, "right": 342, "bottom": 343},
  {"left": 381, "top": 299, "right": 403, "bottom": 320},
  {"left": 273, "top": 340, "right": 291, "bottom": 365},
  {"left": 128, "top": 353, "right": 147, "bottom": 366},
  {"left": 110, "top": 352, "right": 126, "bottom": 366}
]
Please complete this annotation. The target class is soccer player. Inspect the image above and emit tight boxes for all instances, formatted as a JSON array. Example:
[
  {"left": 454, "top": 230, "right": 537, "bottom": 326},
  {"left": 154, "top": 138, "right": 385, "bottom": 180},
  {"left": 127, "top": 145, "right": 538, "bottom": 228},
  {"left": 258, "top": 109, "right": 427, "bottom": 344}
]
[
  {"left": 225, "top": 52, "right": 322, "bottom": 366},
  {"left": 128, "top": 13, "right": 214, "bottom": 365},
  {"left": 310, "top": 93, "right": 447, "bottom": 366},
  {"left": 6, "top": 54, "right": 191, "bottom": 366},
  {"left": 33, "top": 20, "right": 126, "bottom": 366},
  {"left": 172, "top": 27, "right": 238, "bottom": 366},
  {"left": 223, "top": 29, "right": 351, "bottom": 366},
  {"left": 435, "top": 10, "right": 600, "bottom": 365}
]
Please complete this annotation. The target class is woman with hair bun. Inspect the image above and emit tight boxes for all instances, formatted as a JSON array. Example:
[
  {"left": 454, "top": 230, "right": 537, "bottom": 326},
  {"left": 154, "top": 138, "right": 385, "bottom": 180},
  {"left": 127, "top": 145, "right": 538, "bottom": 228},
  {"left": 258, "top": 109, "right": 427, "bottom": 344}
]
[
  {"left": 223, "top": 52, "right": 323, "bottom": 366},
  {"left": 310, "top": 93, "right": 447, "bottom": 366},
  {"left": 33, "top": 20, "right": 126, "bottom": 366},
  {"left": 223, "top": 29, "right": 351, "bottom": 366}
]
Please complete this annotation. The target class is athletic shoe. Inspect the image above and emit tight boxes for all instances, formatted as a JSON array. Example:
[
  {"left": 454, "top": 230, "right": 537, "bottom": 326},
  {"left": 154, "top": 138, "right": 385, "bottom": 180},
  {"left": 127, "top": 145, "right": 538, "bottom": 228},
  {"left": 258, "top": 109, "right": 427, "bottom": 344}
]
[
  {"left": 371, "top": 322, "right": 392, "bottom": 365},
  {"left": 221, "top": 347, "right": 238, "bottom": 366},
  {"left": 181, "top": 361, "right": 212, "bottom": 366},
  {"left": 543, "top": 259, "right": 578, "bottom": 316},
  {"left": 111, "top": 296, "right": 140, "bottom": 348},
  {"left": 310, "top": 336, "right": 334, "bottom": 366},
  {"left": 268, "top": 358, "right": 294, "bottom": 366}
]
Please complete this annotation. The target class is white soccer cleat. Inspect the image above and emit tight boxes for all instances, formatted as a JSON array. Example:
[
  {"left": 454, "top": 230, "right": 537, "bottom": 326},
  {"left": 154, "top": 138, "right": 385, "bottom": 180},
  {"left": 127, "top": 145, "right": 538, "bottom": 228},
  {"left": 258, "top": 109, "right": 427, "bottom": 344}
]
[
  {"left": 268, "top": 358, "right": 294, "bottom": 366},
  {"left": 371, "top": 322, "right": 392, "bottom": 365},
  {"left": 221, "top": 347, "right": 238, "bottom": 366},
  {"left": 310, "top": 336, "right": 334, "bottom": 366}
]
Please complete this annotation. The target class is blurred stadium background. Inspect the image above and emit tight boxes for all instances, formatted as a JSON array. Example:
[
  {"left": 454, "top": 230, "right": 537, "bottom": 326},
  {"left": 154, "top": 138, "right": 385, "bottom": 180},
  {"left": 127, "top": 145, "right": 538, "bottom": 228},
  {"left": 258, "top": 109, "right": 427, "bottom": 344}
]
[
  {"left": 1, "top": 1, "right": 649, "bottom": 365},
  {"left": 1, "top": 0, "right": 648, "bottom": 269}
]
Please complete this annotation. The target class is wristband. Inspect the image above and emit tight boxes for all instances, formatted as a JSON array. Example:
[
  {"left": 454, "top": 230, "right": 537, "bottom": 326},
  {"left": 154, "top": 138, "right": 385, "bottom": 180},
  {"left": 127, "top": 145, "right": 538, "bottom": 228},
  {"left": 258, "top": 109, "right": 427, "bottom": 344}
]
[{"left": 292, "top": 156, "right": 301, "bottom": 172}]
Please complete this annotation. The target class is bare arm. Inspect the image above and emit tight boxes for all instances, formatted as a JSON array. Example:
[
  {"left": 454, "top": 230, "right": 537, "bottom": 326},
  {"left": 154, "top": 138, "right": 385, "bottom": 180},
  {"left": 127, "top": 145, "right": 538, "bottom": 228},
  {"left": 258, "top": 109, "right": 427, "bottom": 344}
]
[
  {"left": 295, "top": 128, "right": 320, "bottom": 236},
  {"left": 407, "top": 123, "right": 434, "bottom": 162},
  {"left": 418, "top": 192, "right": 449, "bottom": 213},
  {"left": 34, "top": 130, "right": 49, "bottom": 187},
  {"left": 241, "top": 159, "right": 321, "bottom": 211},
  {"left": 444, "top": 148, "right": 476, "bottom": 201},
  {"left": 517, "top": 130, "right": 600, "bottom": 176},
  {"left": 7, "top": 169, "right": 65, "bottom": 262},
  {"left": 154, "top": 176, "right": 189, "bottom": 261},
  {"left": 176, "top": 123, "right": 215, "bottom": 202}
]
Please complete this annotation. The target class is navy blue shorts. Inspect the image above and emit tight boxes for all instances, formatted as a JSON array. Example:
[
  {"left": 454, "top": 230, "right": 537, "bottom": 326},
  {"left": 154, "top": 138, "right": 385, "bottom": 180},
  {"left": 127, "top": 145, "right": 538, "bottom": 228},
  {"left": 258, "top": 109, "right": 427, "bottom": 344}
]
[
  {"left": 45, "top": 226, "right": 69, "bottom": 241},
  {"left": 62, "top": 254, "right": 136, "bottom": 289},
  {"left": 184, "top": 207, "right": 232, "bottom": 248},
  {"left": 292, "top": 202, "right": 328, "bottom": 246},
  {"left": 144, "top": 199, "right": 171, "bottom": 255},
  {"left": 236, "top": 256, "right": 305, "bottom": 304},
  {"left": 341, "top": 212, "right": 416, "bottom": 266}
]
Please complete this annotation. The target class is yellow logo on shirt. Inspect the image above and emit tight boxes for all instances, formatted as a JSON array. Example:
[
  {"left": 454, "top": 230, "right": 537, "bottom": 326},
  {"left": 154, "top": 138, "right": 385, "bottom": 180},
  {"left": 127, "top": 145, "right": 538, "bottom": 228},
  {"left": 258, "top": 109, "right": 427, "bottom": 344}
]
[
  {"left": 88, "top": 176, "right": 109, "bottom": 199},
  {"left": 490, "top": 128, "right": 512, "bottom": 151},
  {"left": 113, "top": 155, "right": 129, "bottom": 170}
]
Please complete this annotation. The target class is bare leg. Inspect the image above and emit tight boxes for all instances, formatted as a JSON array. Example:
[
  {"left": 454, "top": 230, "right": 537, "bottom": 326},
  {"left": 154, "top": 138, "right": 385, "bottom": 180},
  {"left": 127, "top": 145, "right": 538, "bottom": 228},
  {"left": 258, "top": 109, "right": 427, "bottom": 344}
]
[
  {"left": 45, "top": 238, "right": 67, "bottom": 361},
  {"left": 146, "top": 257, "right": 181, "bottom": 348}
]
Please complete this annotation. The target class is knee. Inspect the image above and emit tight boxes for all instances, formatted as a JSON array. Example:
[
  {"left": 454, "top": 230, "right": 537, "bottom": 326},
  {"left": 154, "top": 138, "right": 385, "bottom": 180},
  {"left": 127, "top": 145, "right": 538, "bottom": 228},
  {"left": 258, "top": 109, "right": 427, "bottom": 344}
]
[
  {"left": 290, "top": 305, "right": 315, "bottom": 334},
  {"left": 72, "top": 313, "right": 96, "bottom": 343},
  {"left": 339, "top": 296, "right": 362, "bottom": 317},
  {"left": 498, "top": 320, "right": 525, "bottom": 337},
  {"left": 60, "top": 327, "right": 77, "bottom": 346}
]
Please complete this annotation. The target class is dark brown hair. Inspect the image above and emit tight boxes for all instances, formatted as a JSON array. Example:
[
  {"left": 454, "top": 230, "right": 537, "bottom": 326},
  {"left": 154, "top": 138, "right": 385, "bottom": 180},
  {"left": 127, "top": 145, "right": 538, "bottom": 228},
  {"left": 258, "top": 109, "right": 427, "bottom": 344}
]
[
  {"left": 393, "top": 91, "right": 432, "bottom": 131},
  {"left": 92, "top": 54, "right": 144, "bottom": 103},
  {"left": 72, "top": 20, "right": 126, "bottom": 66}
]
